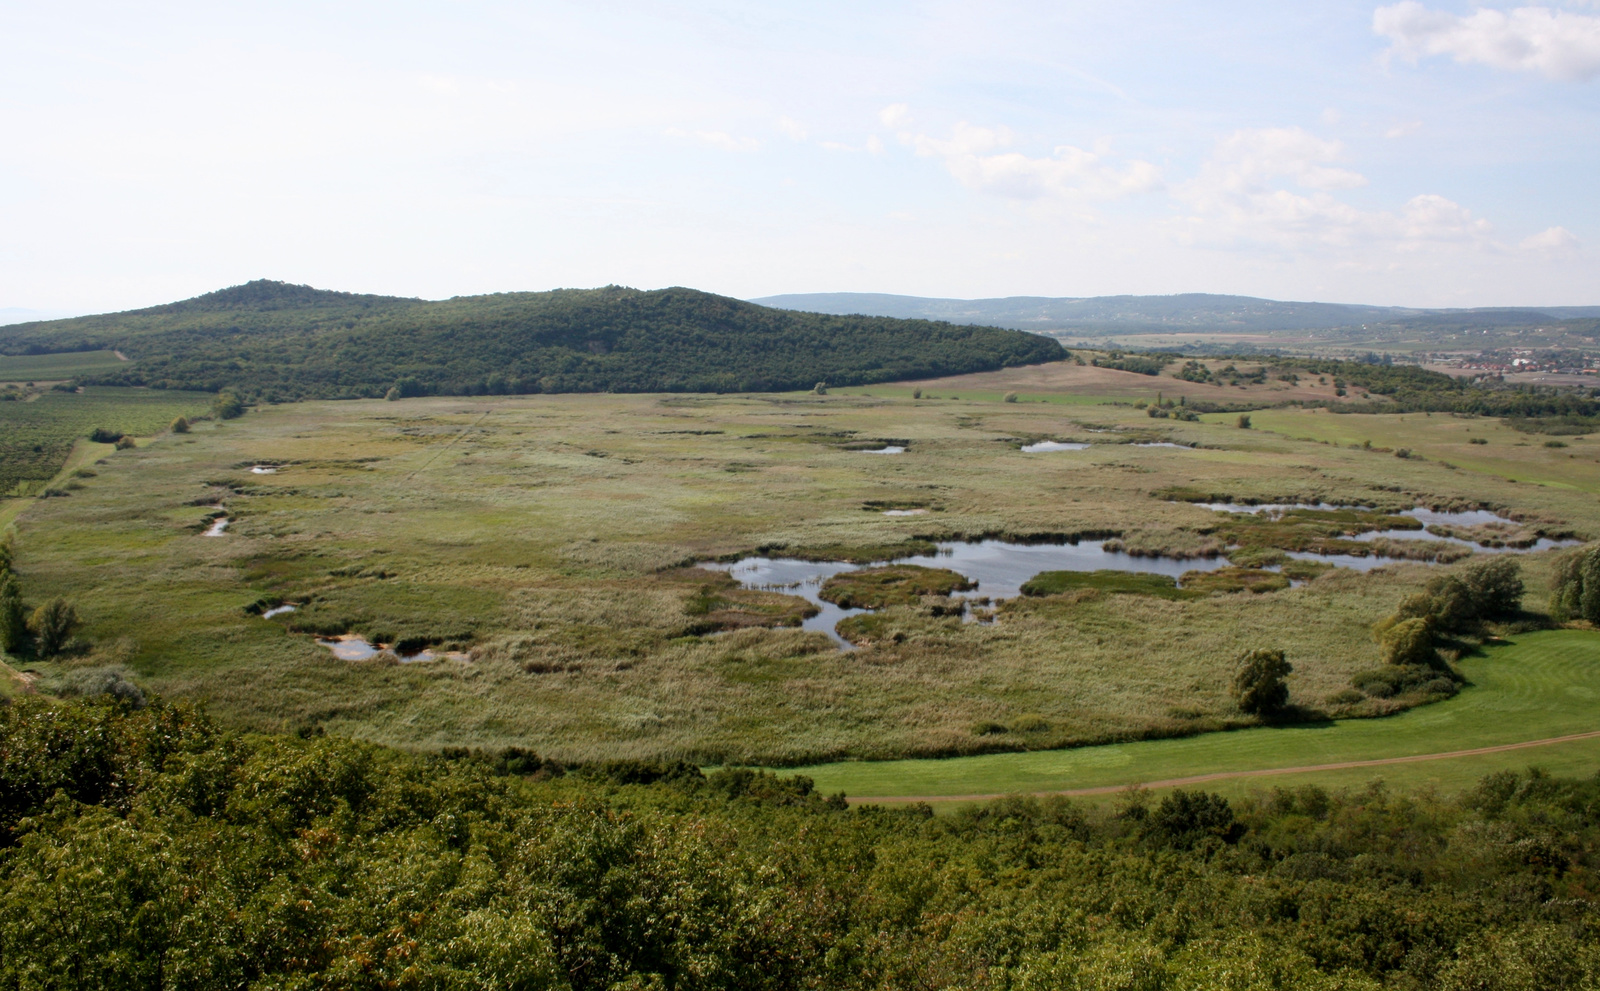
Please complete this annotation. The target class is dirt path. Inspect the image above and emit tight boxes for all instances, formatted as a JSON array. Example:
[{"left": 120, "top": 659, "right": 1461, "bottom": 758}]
[{"left": 849, "top": 729, "right": 1600, "bottom": 804}]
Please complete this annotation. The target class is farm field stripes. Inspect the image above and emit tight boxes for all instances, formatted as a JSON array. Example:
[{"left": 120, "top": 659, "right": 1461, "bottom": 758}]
[
  {"left": 787, "top": 629, "right": 1600, "bottom": 801},
  {"left": 0, "top": 349, "right": 128, "bottom": 381},
  {"left": 0, "top": 386, "right": 212, "bottom": 495},
  {"left": 849, "top": 728, "right": 1600, "bottom": 804}
]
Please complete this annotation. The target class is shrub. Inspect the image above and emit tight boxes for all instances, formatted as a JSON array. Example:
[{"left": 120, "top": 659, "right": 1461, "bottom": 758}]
[
  {"left": 972, "top": 721, "right": 1008, "bottom": 736},
  {"left": 1376, "top": 616, "right": 1439, "bottom": 668},
  {"left": 1461, "top": 557, "right": 1524, "bottom": 620},
  {"left": 1147, "top": 790, "right": 1241, "bottom": 847},
  {"left": 1003, "top": 391, "right": 1019, "bottom": 403},
  {"left": 87, "top": 427, "right": 123, "bottom": 443},
  {"left": 212, "top": 393, "right": 245, "bottom": 419},
  {"left": 114, "top": 436, "right": 136, "bottom": 450},
  {"left": 1549, "top": 546, "right": 1600, "bottom": 623},
  {"left": 1232, "top": 648, "right": 1291, "bottom": 715},
  {"left": 1545, "top": 440, "right": 1567, "bottom": 448},
  {"left": 0, "top": 577, "right": 27, "bottom": 655},
  {"left": 1469, "top": 437, "right": 1487, "bottom": 444},
  {"left": 911, "top": 388, "right": 922, "bottom": 399},
  {"left": 58, "top": 666, "right": 146, "bottom": 708},
  {"left": 28, "top": 598, "right": 79, "bottom": 657},
  {"left": 1237, "top": 414, "right": 1251, "bottom": 429},
  {"left": 170, "top": 416, "right": 189, "bottom": 433},
  {"left": 1395, "top": 448, "right": 1412, "bottom": 459},
  {"left": 385, "top": 387, "right": 401, "bottom": 401},
  {"left": 812, "top": 381, "right": 828, "bottom": 395}
]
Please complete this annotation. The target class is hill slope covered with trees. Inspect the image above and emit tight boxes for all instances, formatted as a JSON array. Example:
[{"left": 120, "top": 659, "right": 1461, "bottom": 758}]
[{"left": 0, "top": 281, "right": 1065, "bottom": 400}]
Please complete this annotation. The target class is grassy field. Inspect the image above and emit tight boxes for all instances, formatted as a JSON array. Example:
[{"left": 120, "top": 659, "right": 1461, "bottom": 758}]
[
  {"left": 789, "top": 629, "right": 1600, "bottom": 801},
  {"left": 3, "top": 372, "right": 1596, "bottom": 767},
  {"left": 0, "top": 349, "right": 128, "bottom": 381},
  {"left": 1231, "top": 407, "right": 1600, "bottom": 492},
  {"left": 0, "top": 386, "right": 213, "bottom": 495}
]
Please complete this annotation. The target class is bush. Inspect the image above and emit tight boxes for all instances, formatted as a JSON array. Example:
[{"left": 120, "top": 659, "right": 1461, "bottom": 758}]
[
  {"left": 911, "top": 388, "right": 922, "bottom": 399},
  {"left": 385, "top": 386, "right": 401, "bottom": 401},
  {"left": 170, "top": 416, "right": 189, "bottom": 433},
  {"left": 211, "top": 393, "right": 245, "bottom": 419},
  {"left": 1003, "top": 391, "right": 1019, "bottom": 403},
  {"left": 87, "top": 427, "right": 123, "bottom": 444},
  {"left": 58, "top": 666, "right": 146, "bottom": 708},
  {"left": 1237, "top": 414, "right": 1251, "bottom": 429},
  {"left": 28, "top": 598, "right": 79, "bottom": 657},
  {"left": 114, "top": 436, "right": 136, "bottom": 450},
  {"left": 1376, "top": 616, "right": 1440, "bottom": 668},
  {"left": 1550, "top": 546, "right": 1600, "bottom": 623},
  {"left": 0, "top": 577, "right": 26, "bottom": 655},
  {"left": 1461, "top": 557, "right": 1524, "bottom": 620},
  {"left": 1232, "top": 648, "right": 1291, "bottom": 715},
  {"left": 812, "top": 381, "right": 828, "bottom": 395},
  {"left": 1147, "top": 789, "right": 1241, "bottom": 847}
]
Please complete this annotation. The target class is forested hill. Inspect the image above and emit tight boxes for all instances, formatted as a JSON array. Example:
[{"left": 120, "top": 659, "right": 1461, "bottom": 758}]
[{"left": 0, "top": 281, "right": 1064, "bottom": 400}]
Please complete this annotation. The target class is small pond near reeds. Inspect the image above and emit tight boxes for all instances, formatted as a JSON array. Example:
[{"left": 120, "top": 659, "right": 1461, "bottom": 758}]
[
  {"left": 202, "top": 515, "right": 229, "bottom": 537},
  {"left": 313, "top": 634, "right": 464, "bottom": 663},
  {"left": 708, "top": 539, "right": 1237, "bottom": 648},
  {"left": 262, "top": 604, "right": 296, "bottom": 619},
  {"left": 711, "top": 504, "right": 1578, "bottom": 646},
  {"left": 859, "top": 446, "right": 905, "bottom": 454},
  {"left": 1020, "top": 441, "right": 1090, "bottom": 452}
]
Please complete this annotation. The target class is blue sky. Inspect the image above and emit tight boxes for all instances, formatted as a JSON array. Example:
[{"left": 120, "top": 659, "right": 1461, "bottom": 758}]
[{"left": 1, "top": 0, "right": 1596, "bottom": 313}]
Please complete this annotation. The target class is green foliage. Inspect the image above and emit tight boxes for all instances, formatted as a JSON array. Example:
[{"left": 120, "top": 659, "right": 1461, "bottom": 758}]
[
  {"left": 211, "top": 392, "right": 244, "bottom": 419},
  {"left": 0, "top": 349, "right": 127, "bottom": 382},
  {"left": 1232, "top": 648, "right": 1292, "bottom": 715},
  {"left": 1091, "top": 353, "right": 1169, "bottom": 375},
  {"left": 1175, "top": 359, "right": 1214, "bottom": 383},
  {"left": 9, "top": 698, "right": 1600, "bottom": 989},
  {"left": 817, "top": 565, "right": 975, "bottom": 609},
  {"left": 86, "top": 426, "right": 122, "bottom": 443},
  {"left": 0, "top": 386, "right": 213, "bottom": 494},
  {"left": 1003, "top": 390, "right": 1019, "bottom": 402},
  {"left": 1550, "top": 545, "right": 1600, "bottom": 623},
  {"left": 1295, "top": 356, "right": 1600, "bottom": 418},
  {"left": 169, "top": 415, "right": 188, "bottom": 433},
  {"left": 1237, "top": 413, "right": 1251, "bottom": 429},
  {"left": 1019, "top": 569, "right": 1197, "bottom": 600},
  {"left": 0, "top": 578, "right": 25, "bottom": 655},
  {"left": 27, "top": 598, "right": 78, "bottom": 657},
  {"left": 1375, "top": 616, "right": 1439, "bottom": 668},
  {"left": 0, "top": 280, "right": 1065, "bottom": 401}
]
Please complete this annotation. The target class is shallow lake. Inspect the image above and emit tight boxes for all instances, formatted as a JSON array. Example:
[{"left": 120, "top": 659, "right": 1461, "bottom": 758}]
[
  {"left": 710, "top": 504, "right": 1576, "bottom": 646},
  {"left": 1020, "top": 441, "right": 1089, "bottom": 452}
]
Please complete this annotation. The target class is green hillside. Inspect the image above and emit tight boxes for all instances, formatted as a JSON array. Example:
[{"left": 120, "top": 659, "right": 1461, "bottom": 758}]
[{"left": 0, "top": 281, "right": 1065, "bottom": 400}]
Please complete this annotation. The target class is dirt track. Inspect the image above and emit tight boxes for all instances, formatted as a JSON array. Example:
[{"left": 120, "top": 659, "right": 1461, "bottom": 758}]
[{"left": 849, "top": 729, "right": 1600, "bottom": 804}]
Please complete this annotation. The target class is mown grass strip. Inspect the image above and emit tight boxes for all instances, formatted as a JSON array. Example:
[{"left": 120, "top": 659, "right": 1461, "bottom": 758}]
[{"left": 785, "top": 629, "right": 1600, "bottom": 800}]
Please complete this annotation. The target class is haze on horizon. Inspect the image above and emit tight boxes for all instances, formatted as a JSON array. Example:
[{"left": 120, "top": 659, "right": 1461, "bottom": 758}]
[{"left": 2, "top": 0, "right": 1597, "bottom": 316}]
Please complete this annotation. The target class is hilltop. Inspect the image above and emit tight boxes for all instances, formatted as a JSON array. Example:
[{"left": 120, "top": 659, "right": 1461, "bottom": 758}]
[{"left": 0, "top": 281, "right": 1064, "bottom": 400}]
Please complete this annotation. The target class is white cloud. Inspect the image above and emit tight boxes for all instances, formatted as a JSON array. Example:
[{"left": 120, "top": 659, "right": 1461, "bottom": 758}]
[
  {"left": 776, "top": 116, "right": 808, "bottom": 141},
  {"left": 879, "top": 103, "right": 912, "bottom": 129},
  {"left": 665, "top": 128, "right": 760, "bottom": 153},
  {"left": 1385, "top": 119, "right": 1423, "bottom": 138},
  {"left": 893, "top": 117, "right": 1161, "bottom": 202},
  {"left": 1176, "top": 128, "right": 1492, "bottom": 252},
  {"left": 1521, "top": 225, "right": 1581, "bottom": 252},
  {"left": 1374, "top": 2, "right": 1600, "bottom": 82}
]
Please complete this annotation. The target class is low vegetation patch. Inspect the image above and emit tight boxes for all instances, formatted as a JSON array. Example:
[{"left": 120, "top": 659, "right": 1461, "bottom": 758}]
[
  {"left": 1020, "top": 569, "right": 1198, "bottom": 600},
  {"left": 818, "top": 565, "right": 975, "bottom": 609}
]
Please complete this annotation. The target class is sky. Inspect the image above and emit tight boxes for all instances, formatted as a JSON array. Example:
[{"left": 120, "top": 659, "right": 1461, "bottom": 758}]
[{"left": 1, "top": 0, "right": 1597, "bottom": 315}]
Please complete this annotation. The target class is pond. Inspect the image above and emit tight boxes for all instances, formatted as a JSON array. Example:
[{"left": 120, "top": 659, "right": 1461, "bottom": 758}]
[
  {"left": 202, "top": 515, "right": 230, "bottom": 537},
  {"left": 1020, "top": 441, "right": 1090, "bottom": 452},
  {"left": 250, "top": 466, "right": 278, "bottom": 474},
  {"left": 262, "top": 604, "right": 296, "bottom": 618},
  {"left": 711, "top": 504, "right": 1578, "bottom": 646},
  {"left": 313, "top": 634, "right": 465, "bottom": 663},
  {"left": 708, "top": 539, "right": 1236, "bottom": 647},
  {"left": 859, "top": 446, "right": 906, "bottom": 454}
]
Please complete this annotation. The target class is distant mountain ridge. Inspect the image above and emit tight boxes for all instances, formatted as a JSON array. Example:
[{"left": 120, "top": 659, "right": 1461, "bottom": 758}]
[
  {"left": 0, "top": 280, "right": 1063, "bottom": 399},
  {"left": 750, "top": 292, "right": 1600, "bottom": 334}
]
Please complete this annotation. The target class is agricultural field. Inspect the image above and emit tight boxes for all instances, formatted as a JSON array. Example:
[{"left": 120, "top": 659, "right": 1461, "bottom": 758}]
[
  {"left": 5, "top": 372, "right": 1597, "bottom": 770},
  {"left": 0, "top": 385, "right": 214, "bottom": 495},
  {"left": 0, "top": 348, "right": 127, "bottom": 382}
]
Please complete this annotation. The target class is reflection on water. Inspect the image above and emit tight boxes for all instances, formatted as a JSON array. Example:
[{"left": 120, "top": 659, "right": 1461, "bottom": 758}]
[
  {"left": 250, "top": 466, "right": 278, "bottom": 474},
  {"left": 313, "top": 634, "right": 460, "bottom": 663},
  {"left": 708, "top": 539, "right": 1236, "bottom": 647},
  {"left": 1134, "top": 442, "right": 1192, "bottom": 449},
  {"left": 1196, "top": 502, "right": 1369, "bottom": 515},
  {"left": 262, "top": 604, "right": 296, "bottom": 618},
  {"left": 1021, "top": 441, "right": 1090, "bottom": 452},
  {"left": 711, "top": 503, "right": 1577, "bottom": 647},
  {"left": 860, "top": 446, "right": 905, "bottom": 454},
  {"left": 202, "top": 515, "right": 229, "bottom": 537}
]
